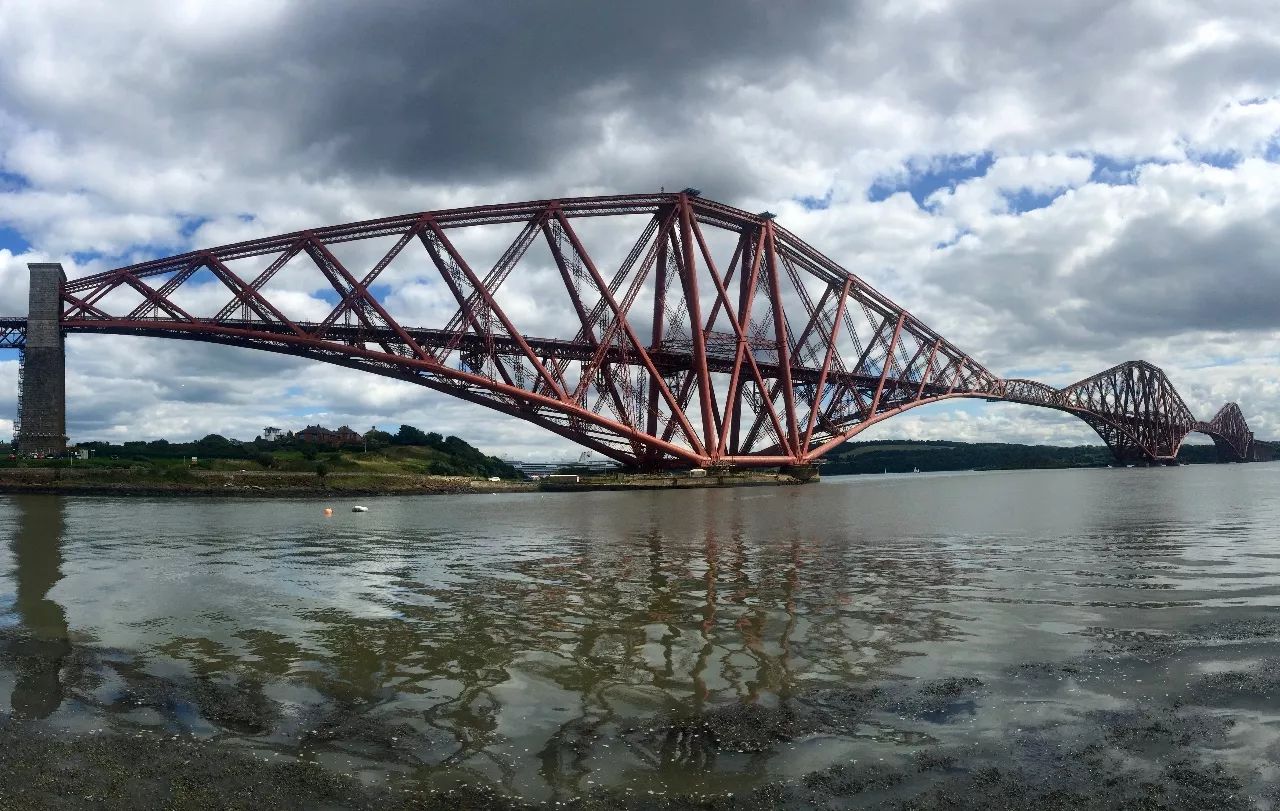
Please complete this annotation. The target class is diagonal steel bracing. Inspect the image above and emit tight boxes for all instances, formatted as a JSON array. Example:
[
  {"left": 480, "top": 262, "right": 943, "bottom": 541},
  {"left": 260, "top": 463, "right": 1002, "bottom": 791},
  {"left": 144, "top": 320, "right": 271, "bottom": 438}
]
[{"left": 42, "top": 192, "right": 1257, "bottom": 469}]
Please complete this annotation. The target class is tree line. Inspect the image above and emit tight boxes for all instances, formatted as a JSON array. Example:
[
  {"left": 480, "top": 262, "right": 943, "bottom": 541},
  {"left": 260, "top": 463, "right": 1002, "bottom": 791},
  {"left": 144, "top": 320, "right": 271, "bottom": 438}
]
[
  {"left": 822, "top": 439, "right": 1231, "bottom": 475},
  {"left": 75, "top": 424, "right": 519, "bottom": 478}
]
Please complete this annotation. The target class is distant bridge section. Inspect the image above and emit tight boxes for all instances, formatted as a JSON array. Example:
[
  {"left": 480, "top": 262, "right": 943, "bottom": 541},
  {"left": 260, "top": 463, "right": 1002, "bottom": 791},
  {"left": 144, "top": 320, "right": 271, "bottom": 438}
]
[
  {"left": 2, "top": 191, "right": 1266, "bottom": 468},
  {"left": 1194, "top": 403, "right": 1255, "bottom": 463},
  {"left": 1002, "top": 361, "right": 1255, "bottom": 464}
]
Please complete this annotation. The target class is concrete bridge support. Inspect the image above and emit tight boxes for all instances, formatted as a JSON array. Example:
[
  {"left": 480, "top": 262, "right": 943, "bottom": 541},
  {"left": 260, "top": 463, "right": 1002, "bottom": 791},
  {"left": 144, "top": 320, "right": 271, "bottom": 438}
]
[{"left": 16, "top": 263, "right": 66, "bottom": 455}]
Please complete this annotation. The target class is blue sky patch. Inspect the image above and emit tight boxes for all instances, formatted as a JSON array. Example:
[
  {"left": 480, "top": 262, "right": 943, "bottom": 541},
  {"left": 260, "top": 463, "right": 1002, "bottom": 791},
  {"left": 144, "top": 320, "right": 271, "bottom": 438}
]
[
  {"left": 178, "top": 215, "right": 208, "bottom": 240},
  {"left": 797, "top": 188, "right": 833, "bottom": 211},
  {"left": 1187, "top": 149, "right": 1241, "bottom": 170},
  {"left": 367, "top": 283, "right": 396, "bottom": 303},
  {"left": 1090, "top": 155, "right": 1141, "bottom": 185},
  {"left": 1089, "top": 153, "right": 1196, "bottom": 184},
  {"left": 0, "top": 170, "right": 32, "bottom": 254},
  {"left": 314, "top": 288, "right": 342, "bottom": 307},
  {"left": 0, "top": 172, "right": 32, "bottom": 254},
  {"left": 1002, "top": 186, "right": 1070, "bottom": 214},
  {"left": 868, "top": 152, "right": 995, "bottom": 207},
  {"left": 0, "top": 171, "right": 29, "bottom": 192},
  {"left": 0, "top": 224, "right": 29, "bottom": 255}
]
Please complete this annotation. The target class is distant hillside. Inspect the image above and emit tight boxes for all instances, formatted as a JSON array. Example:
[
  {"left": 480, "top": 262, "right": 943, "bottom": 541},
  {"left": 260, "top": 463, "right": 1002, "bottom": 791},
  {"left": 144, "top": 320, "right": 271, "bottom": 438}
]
[{"left": 822, "top": 438, "right": 1241, "bottom": 476}]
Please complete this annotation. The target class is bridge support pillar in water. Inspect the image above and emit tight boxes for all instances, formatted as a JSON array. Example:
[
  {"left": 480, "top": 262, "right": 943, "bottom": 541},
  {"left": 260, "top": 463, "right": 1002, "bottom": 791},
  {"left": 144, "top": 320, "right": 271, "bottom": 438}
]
[
  {"left": 780, "top": 464, "right": 821, "bottom": 483},
  {"left": 16, "top": 263, "right": 66, "bottom": 456}
]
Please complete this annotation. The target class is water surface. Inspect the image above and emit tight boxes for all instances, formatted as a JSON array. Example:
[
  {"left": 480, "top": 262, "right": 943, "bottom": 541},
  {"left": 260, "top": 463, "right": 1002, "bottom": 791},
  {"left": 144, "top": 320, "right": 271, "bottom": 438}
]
[{"left": 3, "top": 465, "right": 1280, "bottom": 805}]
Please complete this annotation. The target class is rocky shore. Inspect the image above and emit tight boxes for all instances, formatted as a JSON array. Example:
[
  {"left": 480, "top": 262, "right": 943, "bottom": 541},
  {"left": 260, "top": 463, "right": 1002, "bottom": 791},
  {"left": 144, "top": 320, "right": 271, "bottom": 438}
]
[{"left": 5, "top": 609, "right": 1276, "bottom": 809}]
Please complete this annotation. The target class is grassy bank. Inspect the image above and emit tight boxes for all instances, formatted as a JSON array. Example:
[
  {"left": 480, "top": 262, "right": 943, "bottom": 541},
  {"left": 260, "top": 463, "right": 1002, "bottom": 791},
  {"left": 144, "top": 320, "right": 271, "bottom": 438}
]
[
  {"left": 0, "top": 434, "right": 537, "bottom": 497},
  {"left": 0, "top": 467, "right": 811, "bottom": 497},
  {"left": 0, "top": 467, "right": 534, "bottom": 497},
  {"left": 0, "top": 462, "right": 818, "bottom": 497}
]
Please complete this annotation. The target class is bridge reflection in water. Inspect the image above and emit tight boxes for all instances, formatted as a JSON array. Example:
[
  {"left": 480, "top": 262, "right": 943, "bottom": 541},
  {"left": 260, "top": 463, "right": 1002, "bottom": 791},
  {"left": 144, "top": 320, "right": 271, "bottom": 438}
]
[
  {"left": 0, "top": 491, "right": 971, "bottom": 795},
  {"left": 1, "top": 473, "right": 1278, "bottom": 801},
  {"left": 6, "top": 495, "right": 70, "bottom": 719}
]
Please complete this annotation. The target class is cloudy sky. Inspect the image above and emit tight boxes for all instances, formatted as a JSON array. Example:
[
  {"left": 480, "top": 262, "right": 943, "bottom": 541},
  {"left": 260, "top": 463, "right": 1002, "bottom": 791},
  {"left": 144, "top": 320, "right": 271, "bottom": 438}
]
[{"left": 0, "top": 0, "right": 1278, "bottom": 460}]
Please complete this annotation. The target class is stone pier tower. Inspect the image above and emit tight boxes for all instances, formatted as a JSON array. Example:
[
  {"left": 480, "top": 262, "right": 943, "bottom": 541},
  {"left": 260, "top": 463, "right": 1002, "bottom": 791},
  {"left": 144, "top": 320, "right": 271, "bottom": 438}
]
[{"left": 16, "top": 263, "right": 66, "bottom": 455}]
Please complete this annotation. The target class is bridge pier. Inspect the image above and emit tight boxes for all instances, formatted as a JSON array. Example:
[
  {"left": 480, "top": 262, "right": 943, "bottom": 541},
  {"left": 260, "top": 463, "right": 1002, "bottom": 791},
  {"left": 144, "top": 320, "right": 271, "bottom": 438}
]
[
  {"left": 15, "top": 263, "right": 66, "bottom": 456},
  {"left": 779, "top": 464, "right": 821, "bottom": 482}
]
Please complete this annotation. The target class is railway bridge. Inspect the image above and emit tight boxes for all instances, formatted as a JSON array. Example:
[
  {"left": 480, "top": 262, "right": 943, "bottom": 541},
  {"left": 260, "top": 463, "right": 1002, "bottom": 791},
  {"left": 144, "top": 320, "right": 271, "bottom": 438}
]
[{"left": 4, "top": 191, "right": 1260, "bottom": 468}]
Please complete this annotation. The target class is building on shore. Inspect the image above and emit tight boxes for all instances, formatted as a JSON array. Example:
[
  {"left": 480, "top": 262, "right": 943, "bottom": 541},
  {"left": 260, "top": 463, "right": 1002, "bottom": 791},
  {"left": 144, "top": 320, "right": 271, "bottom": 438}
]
[{"left": 296, "top": 425, "right": 362, "bottom": 446}]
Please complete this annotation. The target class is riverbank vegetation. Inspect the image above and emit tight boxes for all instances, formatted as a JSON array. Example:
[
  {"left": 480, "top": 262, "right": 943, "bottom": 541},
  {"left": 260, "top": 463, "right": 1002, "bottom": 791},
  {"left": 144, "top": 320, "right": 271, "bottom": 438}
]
[
  {"left": 823, "top": 438, "right": 1263, "bottom": 475},
  {"left": 0, "top": 466, "right": 534, "bottom": 496},
  {"left": 3, "top": 424, "right": 520, "bottom": 480}
]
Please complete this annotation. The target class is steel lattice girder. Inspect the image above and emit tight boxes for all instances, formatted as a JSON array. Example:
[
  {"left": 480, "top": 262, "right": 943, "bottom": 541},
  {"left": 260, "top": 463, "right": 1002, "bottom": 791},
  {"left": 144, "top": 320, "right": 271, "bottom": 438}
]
[
  {"left": 56, "top": 192, "right": 1004, "bottom": 469},
  {"left": 1000, "top": 361, "right": 1252, "bottom": 464},
  {"left": 1194, "top": 402, "right": 1254, "bottom": 462},
  {"left": 0, "top": 319, "right": 26, "bottom": 349},
  {"left": 51, "top": 192, "right": 1254, "bottom": 468}
]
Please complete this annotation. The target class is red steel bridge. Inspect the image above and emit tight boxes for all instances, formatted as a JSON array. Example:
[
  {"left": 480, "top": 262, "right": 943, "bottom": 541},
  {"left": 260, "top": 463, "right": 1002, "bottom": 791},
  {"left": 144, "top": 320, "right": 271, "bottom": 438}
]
[{"left": 5, "top": 191, "right": 1260, "bottom": 468}]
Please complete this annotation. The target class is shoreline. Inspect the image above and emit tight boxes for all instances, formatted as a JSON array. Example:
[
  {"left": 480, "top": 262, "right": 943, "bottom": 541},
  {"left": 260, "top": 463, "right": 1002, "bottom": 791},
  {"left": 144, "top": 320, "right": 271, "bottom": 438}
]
[
  {"left": 0, "top": 617, "right": 1259, "bottom": 809},
  {"left": 537, "top": 470, "right": 809, "bottom": 491},
  {"left": 0, "top": 469, "right": 532, "bottom": 498},
  {"left": 0, "top": 468, "right": 811, "bottom": 497}
]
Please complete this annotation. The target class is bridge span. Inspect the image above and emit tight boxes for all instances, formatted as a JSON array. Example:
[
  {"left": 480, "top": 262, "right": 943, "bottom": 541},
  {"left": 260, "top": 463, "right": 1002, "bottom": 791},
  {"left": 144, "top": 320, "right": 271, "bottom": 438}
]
[{"left": 4, "top": 191, "right": 1260, "bottom": 468}]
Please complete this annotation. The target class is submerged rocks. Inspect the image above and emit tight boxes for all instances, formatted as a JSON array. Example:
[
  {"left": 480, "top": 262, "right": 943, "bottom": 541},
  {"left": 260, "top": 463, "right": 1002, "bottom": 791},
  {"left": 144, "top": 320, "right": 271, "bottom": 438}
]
[
  {"left": 1184, "top": 658, "right": 1280, "bottom": 706},
  {"left": 621, "top": 676, "right": 984, "bottom": 769}
]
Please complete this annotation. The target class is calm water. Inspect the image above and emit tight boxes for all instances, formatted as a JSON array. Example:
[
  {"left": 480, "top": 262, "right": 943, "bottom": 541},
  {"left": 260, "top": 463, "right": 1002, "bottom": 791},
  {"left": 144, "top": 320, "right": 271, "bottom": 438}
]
[{"left": 3, "top": 465, "right": 1280, "bottom": 803}]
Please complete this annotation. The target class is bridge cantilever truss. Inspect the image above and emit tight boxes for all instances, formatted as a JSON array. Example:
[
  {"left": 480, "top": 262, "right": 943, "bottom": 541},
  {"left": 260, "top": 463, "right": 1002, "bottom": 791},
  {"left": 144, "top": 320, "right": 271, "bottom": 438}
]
[
  {"left": 1195, "top": 403, "right": 1255, "bottom": 463},
  {"left": 1003, "top": 361, "right": 1254, "bottom": 463},
  {"left": 3, "top": 191, "right": 1264, "bottom": 467}
]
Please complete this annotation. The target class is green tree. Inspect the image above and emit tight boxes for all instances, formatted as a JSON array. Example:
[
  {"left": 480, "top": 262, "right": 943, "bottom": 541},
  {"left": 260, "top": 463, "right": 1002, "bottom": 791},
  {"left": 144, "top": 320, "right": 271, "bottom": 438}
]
[
  {"left": 194, "top": 434, "right": 239, "bottom": 458},
  {"left": 394, "top": 424, "right": 431, "bottom": 446}
]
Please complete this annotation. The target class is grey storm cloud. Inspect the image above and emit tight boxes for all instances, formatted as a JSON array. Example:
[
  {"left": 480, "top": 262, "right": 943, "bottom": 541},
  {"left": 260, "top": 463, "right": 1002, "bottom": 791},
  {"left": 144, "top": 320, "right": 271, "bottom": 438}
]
[
  {"left": 203, "top": 0, "right": 1280, "bottom": 197},
  {"left": 0, "top": 0, "right": 853, "bottom": 201},
  {"left": 282, "top": 1, "right": 856, "bottom": 183},
  {"left": 1086, "top": 214, "right": 1280, "bottom": 336}
]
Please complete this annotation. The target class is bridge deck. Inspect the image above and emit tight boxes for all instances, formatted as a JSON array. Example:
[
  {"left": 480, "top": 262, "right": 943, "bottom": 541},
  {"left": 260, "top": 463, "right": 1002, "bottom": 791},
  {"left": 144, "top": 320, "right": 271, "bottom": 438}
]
[{"left": 0, "top": 315, "right": 1254, "bottom": 466}]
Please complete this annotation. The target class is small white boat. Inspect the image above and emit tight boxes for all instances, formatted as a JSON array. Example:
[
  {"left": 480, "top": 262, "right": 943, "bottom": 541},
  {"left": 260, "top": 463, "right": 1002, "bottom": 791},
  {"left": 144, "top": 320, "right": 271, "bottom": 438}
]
[{"left": 351, "top": 505, "right": 369, "bottom": 513}]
